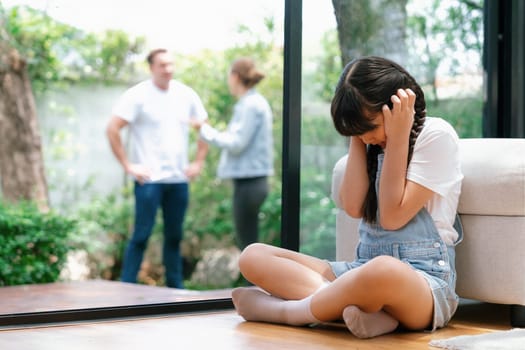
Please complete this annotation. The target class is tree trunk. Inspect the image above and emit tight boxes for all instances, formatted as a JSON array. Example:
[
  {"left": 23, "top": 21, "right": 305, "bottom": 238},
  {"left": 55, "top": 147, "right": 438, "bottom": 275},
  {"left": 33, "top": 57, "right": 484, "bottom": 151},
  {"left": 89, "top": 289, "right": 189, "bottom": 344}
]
[
  {"left": 0, "top": 44, "right": 49, "bottom": 210},
  {"left": 332, "top": 0, "right": 409, "bottom": 66}
]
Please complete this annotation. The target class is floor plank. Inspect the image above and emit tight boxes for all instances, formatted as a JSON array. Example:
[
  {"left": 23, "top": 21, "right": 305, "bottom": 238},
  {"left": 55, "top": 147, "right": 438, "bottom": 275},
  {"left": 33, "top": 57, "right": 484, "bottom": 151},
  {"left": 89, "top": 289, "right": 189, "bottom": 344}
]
[
  {"left": 0, "top": 281, "right": 513, "bottom": 349},
  {"left": 0, "top": 302, "right": 512, "bottom": 349}
]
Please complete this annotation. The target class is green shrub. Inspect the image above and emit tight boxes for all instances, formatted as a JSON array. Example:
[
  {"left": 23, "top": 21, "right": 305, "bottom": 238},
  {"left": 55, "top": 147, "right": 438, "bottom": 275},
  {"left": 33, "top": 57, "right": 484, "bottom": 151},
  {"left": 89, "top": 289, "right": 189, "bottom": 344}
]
[
  {"left": 428, "top": 97, "right": 483, "bottom": 138},
  {"left": 300, "top": 167, "right": 339, "bottom": 260},
  {"left": 69, "top": 186, "right": 133, "bottom": 280},
  {"left": 259, "top": 181, "right": 283, "bottom": 247},
  {"left": 0, "top": 201, "right": 76, "bottom": 286}
]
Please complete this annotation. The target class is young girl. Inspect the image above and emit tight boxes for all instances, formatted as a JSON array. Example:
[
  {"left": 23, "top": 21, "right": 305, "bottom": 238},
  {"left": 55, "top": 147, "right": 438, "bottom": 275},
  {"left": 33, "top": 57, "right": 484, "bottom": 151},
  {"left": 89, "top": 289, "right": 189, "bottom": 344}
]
[{"left": 231, "top": 56, "right": 463, "bottom": 338}]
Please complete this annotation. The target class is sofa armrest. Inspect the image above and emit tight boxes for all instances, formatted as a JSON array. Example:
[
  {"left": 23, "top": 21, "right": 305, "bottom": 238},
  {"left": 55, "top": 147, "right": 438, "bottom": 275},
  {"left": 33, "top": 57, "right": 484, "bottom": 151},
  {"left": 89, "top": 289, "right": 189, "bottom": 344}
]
[
  {"left": 459, "top": 138, "right": 525, "bottom": 216},
  {"left": 331, "top": 154, "right": 360, "bottom": 261}
]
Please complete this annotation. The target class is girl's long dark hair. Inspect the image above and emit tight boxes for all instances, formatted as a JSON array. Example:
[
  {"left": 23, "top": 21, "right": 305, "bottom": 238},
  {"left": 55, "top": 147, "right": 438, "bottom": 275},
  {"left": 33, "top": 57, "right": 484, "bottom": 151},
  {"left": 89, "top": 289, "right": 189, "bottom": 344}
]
[{"left": 330, "top": 56, "right": 426, "bottom": 223}]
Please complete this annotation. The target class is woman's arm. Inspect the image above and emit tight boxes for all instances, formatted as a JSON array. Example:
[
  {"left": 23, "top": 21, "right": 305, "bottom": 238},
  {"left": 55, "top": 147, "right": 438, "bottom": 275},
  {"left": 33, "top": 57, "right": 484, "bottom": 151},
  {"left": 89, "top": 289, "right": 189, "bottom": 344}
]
[
  {"left": 199, "top": 101, "right": 265, "bottom": 154},
  {"left": 379, "top": 89, "right": 433, "bottom": 230},
  {"left": 339, "top": 136, "right": 369, "bottom": 218}
]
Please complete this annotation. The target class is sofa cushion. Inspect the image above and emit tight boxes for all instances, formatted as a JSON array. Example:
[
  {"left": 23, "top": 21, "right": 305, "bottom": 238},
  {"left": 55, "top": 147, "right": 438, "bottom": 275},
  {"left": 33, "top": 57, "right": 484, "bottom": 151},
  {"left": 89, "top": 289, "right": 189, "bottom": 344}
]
[
  {"left": 458, "top": 138, "right": 525, "bottom": 216},
  {"left": 456, "top": 214, "right": 525, "bottom": 305}
]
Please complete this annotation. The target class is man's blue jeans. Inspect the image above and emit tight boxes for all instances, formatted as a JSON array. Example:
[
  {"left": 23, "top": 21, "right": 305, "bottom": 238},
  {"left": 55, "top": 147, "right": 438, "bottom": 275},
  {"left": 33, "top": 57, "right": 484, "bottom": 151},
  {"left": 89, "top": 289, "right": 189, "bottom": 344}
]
[{"left": 121, "top": 182, "right": 189, "bottom": 288}]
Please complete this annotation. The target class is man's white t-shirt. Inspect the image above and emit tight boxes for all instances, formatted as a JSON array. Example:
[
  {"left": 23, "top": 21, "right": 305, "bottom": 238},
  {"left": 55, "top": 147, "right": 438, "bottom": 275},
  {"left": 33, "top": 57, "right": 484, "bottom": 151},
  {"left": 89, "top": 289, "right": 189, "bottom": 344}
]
[
  {"left": 112, "top": 79, "right": 208, "bottom": 183},
  {"left": 407, "top": 117, "right": 463, "bottom": 245}
]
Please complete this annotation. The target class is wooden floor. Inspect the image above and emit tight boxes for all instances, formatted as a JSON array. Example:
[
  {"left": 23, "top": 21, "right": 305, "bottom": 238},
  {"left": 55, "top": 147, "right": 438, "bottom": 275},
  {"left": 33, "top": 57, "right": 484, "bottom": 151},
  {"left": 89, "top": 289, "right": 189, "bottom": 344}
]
[{"left": 0, "top": 280, "right": 513, "bottom": 349}]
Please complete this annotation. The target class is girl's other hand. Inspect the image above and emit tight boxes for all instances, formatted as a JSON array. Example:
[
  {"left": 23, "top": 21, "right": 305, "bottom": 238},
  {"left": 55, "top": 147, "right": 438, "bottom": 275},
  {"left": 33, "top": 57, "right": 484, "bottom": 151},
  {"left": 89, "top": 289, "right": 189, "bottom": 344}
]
[{"left": 382, "top": 88, "right": 416, "bottom": 144}]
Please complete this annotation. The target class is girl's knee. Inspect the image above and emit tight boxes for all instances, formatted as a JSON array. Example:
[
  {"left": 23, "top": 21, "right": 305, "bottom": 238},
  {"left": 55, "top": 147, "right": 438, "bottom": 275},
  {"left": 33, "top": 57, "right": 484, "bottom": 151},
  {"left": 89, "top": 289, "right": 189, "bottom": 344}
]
[
  {"left": 366, "top": 255, "right": 400, "bottom": 269},
  {"left": 240, "top": 242, "right": 267, "bottom": 257},
  {"left": 238, "top": 243, "right": 269, "bottom": 273},
  {"left": 238, "top": 242, "right": 281, "bottom": 284},
  {"left": 355, "top": 255, "right": 407, "bottom": 285}
]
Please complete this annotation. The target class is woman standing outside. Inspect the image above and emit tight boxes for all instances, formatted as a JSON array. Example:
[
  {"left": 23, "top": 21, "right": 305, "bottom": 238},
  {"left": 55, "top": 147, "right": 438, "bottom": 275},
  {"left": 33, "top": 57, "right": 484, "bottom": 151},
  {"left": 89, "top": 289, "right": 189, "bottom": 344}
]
[{"left": 191, "top": 57, "right": 274, "bottom": 250}]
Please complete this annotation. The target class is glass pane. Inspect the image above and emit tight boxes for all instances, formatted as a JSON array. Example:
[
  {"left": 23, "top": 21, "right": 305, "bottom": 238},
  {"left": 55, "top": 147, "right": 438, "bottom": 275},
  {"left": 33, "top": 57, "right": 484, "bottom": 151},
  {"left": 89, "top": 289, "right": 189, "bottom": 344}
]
[
  {"left": 0, "top": 0, "right": 284, "bottom": 321},
  {"left": 300, "top": 2, "right": 342, "bottom": 260},
  {"left": 300, "top": 0, "right": 484, "bottom": 259}
]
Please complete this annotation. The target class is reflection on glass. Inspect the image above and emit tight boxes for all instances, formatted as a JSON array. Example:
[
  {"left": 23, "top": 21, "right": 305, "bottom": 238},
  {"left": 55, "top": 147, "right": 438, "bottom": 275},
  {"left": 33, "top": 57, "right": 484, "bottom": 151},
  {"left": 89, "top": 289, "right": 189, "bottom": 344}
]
[{"left": 300, "top": 0, "right": 484, "bottom": 260}]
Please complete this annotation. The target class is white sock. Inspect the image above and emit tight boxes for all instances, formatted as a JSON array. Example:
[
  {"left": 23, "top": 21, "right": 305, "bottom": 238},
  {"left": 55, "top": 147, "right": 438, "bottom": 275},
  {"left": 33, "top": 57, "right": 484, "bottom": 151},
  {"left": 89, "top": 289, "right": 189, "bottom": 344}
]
[
  {"left": 343, "top": 305, "right": 399, "bottom": 338},
  {"left": 231, "top": 287, "right": 321, "bottom": 326}
]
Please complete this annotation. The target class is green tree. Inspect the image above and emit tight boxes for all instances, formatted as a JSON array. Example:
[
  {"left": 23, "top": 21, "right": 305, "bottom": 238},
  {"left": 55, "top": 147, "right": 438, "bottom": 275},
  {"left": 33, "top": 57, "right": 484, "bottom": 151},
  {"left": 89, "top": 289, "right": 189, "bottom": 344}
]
[
  {"left": 332, "top": 0, "right": 408, "bottom": 65},
  {"left": 308, "top": 30, "right": 342, "bottom": 103},
  {"left": 73, "top": 29, "right": 146, "bottom": 84},
  {"left": 407, "top": 0, "right": 484, "bottom": 102},
  {"left": 0, "top": 5, "right": 48, "bottom": 209},
  {"left": 0, "top": 4, "right": 145, "bottom": 208},
  {"left": 4, "top": 5, "right": 145, "bottom": 92}
]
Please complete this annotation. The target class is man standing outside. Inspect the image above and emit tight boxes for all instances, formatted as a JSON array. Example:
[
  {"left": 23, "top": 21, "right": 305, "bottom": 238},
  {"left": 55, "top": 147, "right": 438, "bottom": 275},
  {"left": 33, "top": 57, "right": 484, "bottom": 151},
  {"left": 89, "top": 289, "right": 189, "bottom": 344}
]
[{"left": 106, "top": 48, "right": 208, "bottom": 288}]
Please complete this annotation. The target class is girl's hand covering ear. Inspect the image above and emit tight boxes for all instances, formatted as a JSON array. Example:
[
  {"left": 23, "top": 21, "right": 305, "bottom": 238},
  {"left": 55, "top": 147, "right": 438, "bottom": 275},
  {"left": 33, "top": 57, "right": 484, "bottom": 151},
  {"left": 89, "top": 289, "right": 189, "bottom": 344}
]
[{"left": 382, "top": 88, "right": 416, "bottom": 143}]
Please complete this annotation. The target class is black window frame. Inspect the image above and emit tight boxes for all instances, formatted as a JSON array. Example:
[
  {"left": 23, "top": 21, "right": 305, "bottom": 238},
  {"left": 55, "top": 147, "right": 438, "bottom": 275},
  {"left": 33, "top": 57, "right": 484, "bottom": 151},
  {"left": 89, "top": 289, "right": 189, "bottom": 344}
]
[{"left": 483, "top": 0, "right": 525, "bottom": 137}]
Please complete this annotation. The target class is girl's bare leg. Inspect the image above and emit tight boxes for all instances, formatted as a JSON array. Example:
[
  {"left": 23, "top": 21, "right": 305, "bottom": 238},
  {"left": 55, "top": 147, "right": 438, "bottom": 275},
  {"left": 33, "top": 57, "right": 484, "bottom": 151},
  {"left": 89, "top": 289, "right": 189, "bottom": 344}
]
[
  {"left": 237, "top": 243, "right": 336, "bottom": 299},
  {"left": 231, "top": 243, "right": 334, "bottom": 326},
  {"left": 232, "top": 286, "right": 401, "bottom": 334},
  {"left": 233, "top": 248, "right": 433, "bottom": 336},
  {"left": 310, "top": 255, "right": 434, "bottom": 330}
]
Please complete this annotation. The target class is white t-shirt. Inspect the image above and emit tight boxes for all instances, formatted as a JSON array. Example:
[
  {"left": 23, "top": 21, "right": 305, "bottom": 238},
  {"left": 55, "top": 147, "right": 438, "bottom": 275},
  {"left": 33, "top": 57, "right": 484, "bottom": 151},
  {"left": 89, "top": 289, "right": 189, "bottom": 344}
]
[
  {"left": 112, "top": 79, "right": 208, "bottom": 183},
  {"left": 407, "top": 117, "right": 463, "bottom": 245}
]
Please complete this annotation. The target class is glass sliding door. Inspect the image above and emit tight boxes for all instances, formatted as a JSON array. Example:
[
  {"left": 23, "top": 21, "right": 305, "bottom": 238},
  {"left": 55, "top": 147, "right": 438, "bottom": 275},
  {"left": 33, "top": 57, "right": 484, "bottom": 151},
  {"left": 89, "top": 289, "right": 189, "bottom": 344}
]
[{"left": 299, "top": 0, "right": 484, "bottom": 258}]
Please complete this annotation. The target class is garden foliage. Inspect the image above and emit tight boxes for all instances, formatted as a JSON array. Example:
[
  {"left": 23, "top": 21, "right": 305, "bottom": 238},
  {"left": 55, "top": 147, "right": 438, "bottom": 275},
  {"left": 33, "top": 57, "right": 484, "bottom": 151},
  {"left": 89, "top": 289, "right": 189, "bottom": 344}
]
[{"left": 0, "top": 201, "right": 76, "bottom": 286}]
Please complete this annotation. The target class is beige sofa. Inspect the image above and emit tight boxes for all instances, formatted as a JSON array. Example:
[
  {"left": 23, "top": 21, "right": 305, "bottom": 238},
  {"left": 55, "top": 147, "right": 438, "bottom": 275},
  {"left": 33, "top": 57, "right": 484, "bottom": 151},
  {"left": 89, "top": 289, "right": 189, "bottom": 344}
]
[{"left": 331, "top": 138, "right": 525, "bottom": 326}]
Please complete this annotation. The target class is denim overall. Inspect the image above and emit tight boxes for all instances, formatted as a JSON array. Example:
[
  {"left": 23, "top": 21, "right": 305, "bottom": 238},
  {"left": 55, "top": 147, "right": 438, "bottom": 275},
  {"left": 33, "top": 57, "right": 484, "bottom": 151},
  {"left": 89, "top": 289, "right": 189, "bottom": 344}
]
[{"left": 330, "top": 153, "right": 463, "bottom": 330}]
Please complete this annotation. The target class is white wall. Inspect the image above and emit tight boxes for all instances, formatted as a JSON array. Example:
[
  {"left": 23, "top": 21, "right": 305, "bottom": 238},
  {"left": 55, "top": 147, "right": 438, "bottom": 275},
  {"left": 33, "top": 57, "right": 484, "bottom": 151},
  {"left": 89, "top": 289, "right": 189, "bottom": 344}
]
[{"left": 36, "top": 84, "right": 130, "bottom": 208}]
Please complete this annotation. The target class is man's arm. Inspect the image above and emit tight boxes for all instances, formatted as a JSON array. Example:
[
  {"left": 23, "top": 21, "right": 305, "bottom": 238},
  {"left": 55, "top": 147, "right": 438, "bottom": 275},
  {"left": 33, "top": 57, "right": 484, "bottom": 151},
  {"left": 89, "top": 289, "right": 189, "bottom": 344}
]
[
  {"left": 106, "top": 115, "right": 151, "bottom": 184},
  {"left": 106, "top": 115, "right": 131, "bottom": 171}
]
